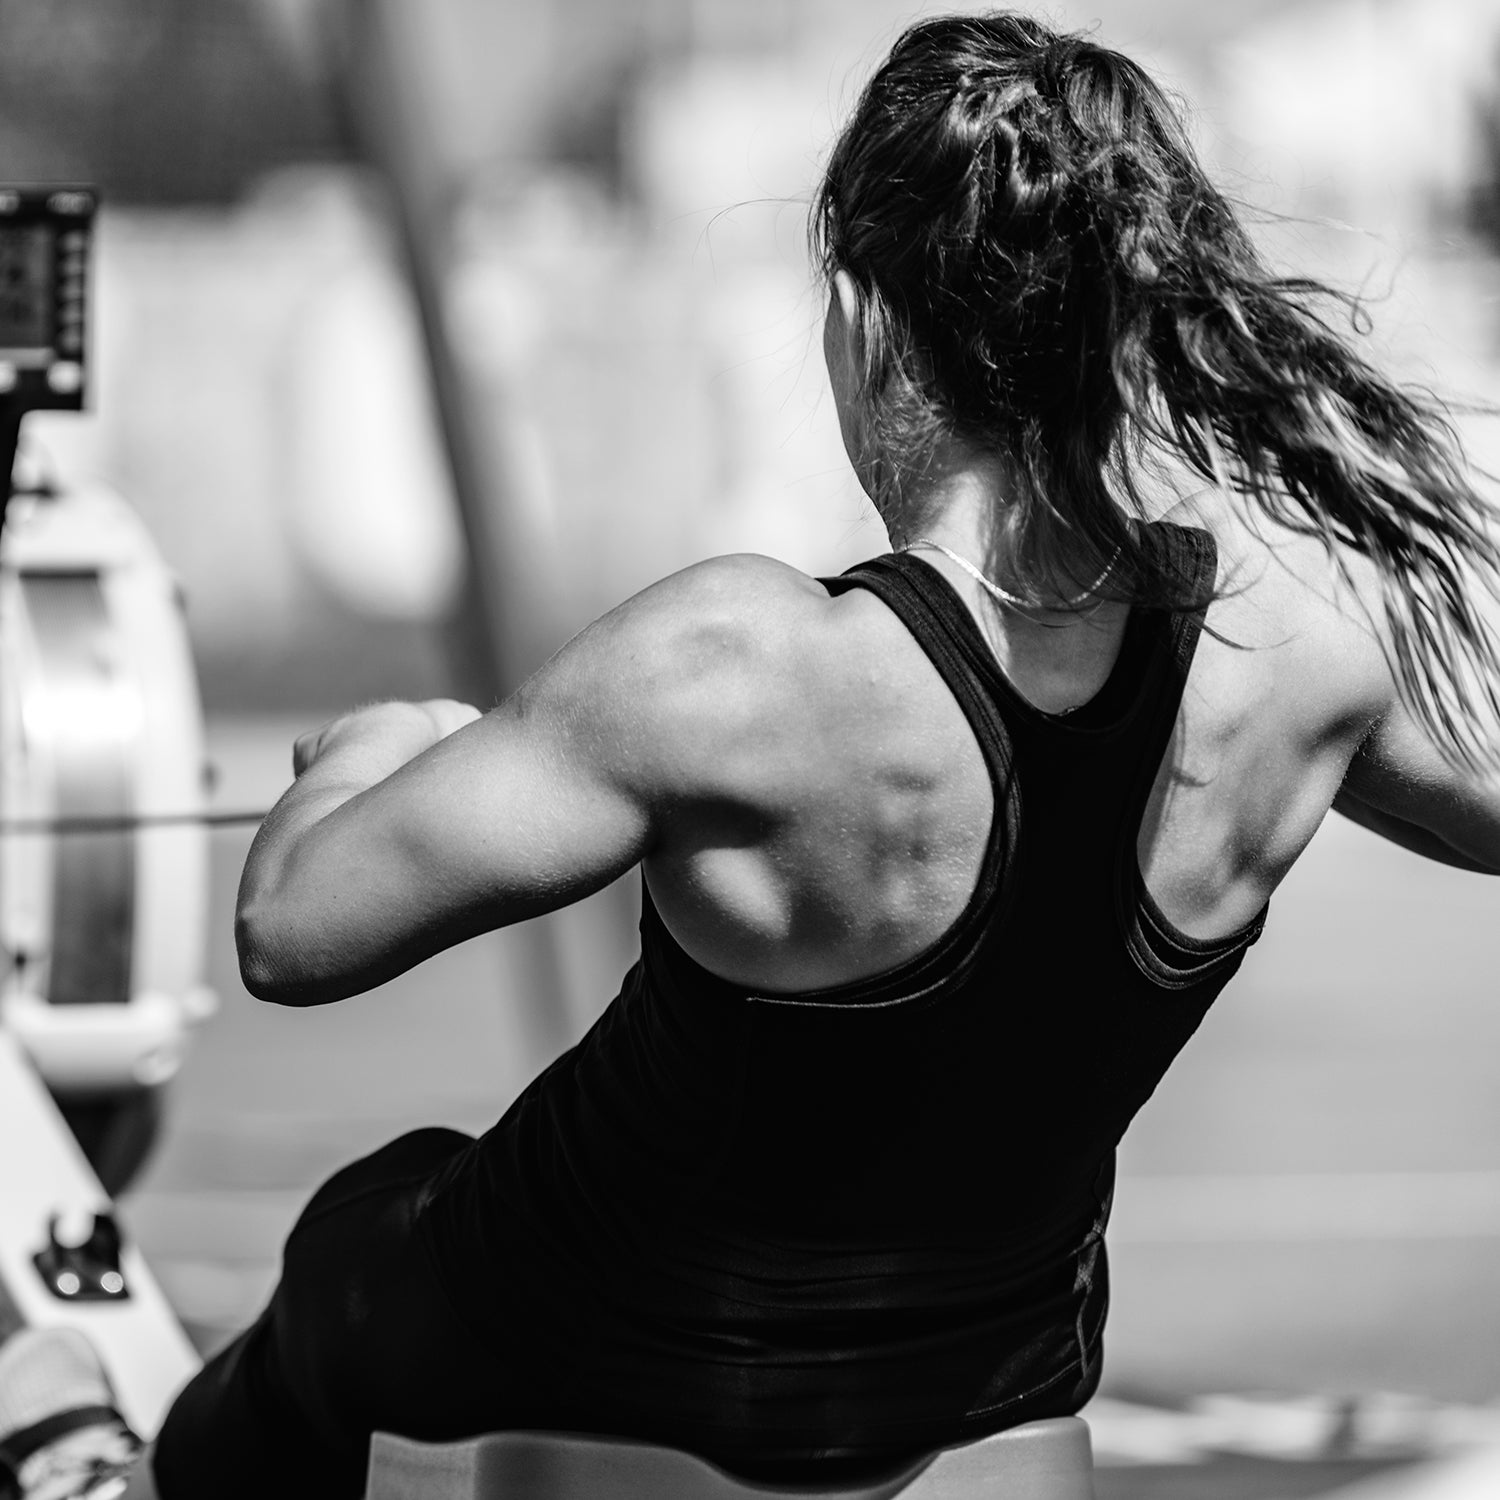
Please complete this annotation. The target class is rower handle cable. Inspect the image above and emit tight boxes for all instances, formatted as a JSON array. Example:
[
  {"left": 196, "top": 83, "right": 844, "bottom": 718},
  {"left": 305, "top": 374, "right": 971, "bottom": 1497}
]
[{"left": 0, "top": 810, "right": 271, "bottom": 835}]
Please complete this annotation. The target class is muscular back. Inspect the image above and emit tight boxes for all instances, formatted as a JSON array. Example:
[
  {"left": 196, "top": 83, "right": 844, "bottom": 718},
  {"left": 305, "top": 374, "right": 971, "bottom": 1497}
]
[{"left": 647, "top": 505, "right": 1492, "bottom": 993}]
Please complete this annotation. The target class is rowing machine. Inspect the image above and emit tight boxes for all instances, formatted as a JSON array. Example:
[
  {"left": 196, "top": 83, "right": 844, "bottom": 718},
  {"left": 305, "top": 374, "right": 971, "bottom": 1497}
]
[{"left": 0, "top": 187, "right": 206, "bottom": 1435}]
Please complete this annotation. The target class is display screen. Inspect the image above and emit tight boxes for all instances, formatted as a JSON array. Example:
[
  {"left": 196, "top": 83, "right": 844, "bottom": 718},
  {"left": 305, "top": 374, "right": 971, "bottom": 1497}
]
[{"left": 0, "top": 224, "right": 54, "bottom": 353}]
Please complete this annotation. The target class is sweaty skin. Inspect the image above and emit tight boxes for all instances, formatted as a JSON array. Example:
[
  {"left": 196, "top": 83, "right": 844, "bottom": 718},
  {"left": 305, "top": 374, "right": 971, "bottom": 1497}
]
[{"left": 235, "top": 495, "right": 1500, "bottom": 1009}]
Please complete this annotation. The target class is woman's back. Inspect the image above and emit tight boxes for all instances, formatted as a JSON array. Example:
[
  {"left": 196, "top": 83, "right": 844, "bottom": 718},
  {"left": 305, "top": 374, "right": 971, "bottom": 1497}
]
[
  {"left": 405, "top": 496, "right": 1500, "bottom": 1471},
  {"left": 420, "top": 518, "right": 1269, "bottom": 1474},
  {"left": 640, "top": 498, "right": 1399, "bottom": 999}
]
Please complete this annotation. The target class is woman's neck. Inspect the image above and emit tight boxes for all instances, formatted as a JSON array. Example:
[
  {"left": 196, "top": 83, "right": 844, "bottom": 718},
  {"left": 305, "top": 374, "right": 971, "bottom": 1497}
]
[
  {"left": 892, "top": 468, "right": 1133, "bottom": 713},
  {"left": 890, "top": 462, "right": 1093, "bottom": 615}
]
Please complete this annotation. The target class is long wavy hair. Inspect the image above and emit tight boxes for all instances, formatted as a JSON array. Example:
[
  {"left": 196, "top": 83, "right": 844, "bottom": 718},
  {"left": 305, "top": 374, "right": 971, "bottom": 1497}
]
[{"left": 812, "top": 11, "right": 1500, "bottom": 769}]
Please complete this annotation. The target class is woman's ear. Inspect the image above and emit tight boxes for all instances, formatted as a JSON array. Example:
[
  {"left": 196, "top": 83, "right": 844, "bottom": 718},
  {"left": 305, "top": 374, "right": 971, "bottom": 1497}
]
[
  {"left": 824, "top": 268, "right": 866, "bottom": 392},
  {"left": 832, "top": 268, "right": 861, "bottom": 332},
  {"left": 823, "top": 269, "right": 881, "bottom": 502},
  {"left": 834, "top": 270, "right": 870, "bottom": 366}
]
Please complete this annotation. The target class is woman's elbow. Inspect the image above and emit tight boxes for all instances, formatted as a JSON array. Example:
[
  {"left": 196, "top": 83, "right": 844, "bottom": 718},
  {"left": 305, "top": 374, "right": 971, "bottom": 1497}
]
[{"left": 235, "top": 903, "right": 331, "bottom": 1006}]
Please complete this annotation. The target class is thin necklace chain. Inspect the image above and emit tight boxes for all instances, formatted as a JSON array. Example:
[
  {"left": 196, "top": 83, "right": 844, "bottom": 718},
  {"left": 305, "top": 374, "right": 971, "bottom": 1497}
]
[{"left": 903, "top": 537, "right": 1122, "bottom": 612}]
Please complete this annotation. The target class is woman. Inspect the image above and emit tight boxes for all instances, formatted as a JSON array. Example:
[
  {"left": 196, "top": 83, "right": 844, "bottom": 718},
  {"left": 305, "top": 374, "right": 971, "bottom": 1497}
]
[{"left": 29, "top": 11, "right": 1499, "bottom": 1500}]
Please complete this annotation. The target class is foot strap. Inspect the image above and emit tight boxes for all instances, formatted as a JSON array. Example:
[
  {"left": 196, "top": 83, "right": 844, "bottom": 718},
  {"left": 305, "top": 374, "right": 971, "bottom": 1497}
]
[{"left": 0, "top": 1404, "right": 132, "bottom": 1497}]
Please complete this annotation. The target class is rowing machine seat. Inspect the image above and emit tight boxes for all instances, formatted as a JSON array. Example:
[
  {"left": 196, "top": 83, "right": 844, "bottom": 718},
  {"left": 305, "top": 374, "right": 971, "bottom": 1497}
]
[{"left": 363, "top": 1416, "right": 1094, "bottom": 1499}]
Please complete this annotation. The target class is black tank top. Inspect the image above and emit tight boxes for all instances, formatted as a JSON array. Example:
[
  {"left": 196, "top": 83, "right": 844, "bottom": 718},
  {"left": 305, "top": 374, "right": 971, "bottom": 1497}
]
[{"left": 419, "top": 521, "right": 1266, "bottom": 1475}]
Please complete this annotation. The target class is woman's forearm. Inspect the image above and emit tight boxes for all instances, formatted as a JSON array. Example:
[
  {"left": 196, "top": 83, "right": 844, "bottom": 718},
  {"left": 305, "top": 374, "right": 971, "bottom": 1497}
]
[
  {"left": 235, "top": 701, "right": 475, "bottom": 1001},
  {"left": 1331, "top": 788, "right": 1499, "bottom": 873}
]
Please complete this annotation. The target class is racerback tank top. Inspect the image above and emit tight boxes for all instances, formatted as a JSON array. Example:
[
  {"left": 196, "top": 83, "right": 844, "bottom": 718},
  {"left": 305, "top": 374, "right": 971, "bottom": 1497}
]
[{"left": 419, "top": 520, "right": 1267, "bottom": 1476}]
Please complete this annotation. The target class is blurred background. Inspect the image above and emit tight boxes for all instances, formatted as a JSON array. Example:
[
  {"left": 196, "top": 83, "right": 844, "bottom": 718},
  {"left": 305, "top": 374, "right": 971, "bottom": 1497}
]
[{"left": 3, "top": 1, "right": 1500, "bottom": 1496}]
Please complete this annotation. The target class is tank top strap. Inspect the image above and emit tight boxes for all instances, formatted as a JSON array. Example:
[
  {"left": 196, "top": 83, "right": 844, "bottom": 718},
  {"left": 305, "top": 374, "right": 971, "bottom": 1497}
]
[
  {"left": 1114, "top": 520, "right": 1220, "bottom": 819},
  {"left": 828, "top": 521, "right": 1217, "bottom": 756},
  {"left": 820, "top": 559, "right": 1020, "bottom": 783}
]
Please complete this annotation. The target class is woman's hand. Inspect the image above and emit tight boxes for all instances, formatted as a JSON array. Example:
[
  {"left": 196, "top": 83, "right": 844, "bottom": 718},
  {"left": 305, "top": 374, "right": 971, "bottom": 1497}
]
[{"left": 292, "top": 700, "right": 483, "bottom": 778}]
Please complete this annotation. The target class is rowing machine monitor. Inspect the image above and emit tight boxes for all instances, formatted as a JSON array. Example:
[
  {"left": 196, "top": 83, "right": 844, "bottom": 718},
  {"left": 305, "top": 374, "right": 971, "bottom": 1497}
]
[{"left": 0, "top": 187, "right": 95, "bottom": 511}]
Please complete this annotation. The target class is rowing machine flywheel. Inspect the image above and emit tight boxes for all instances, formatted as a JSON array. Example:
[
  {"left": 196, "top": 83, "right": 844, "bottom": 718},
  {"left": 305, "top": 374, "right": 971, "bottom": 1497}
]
[{"left": 0, "top": 483, "right": 216, "bottom": 1192}]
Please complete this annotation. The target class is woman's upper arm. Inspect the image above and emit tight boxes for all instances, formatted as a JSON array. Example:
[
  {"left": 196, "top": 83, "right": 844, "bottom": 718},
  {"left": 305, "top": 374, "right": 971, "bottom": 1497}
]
[
  {"left": 1335, "top": 698, "right": 1500, "bottom": 872},
  {"left": 237, "top": 555, "right": 813, "bottom": 1004},
  {"left": 240, "top": 669, "right": 655, "bottom": 1004}
]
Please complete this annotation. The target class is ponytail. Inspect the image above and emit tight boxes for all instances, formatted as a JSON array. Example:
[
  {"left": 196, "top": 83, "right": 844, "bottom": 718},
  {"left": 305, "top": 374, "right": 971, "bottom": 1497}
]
[
  {"left": 1128, "top": 198, "right": 1500, "bottom": 767},
  {"left": 815, "top": 11, "right": 1500, "bottom": 769}
]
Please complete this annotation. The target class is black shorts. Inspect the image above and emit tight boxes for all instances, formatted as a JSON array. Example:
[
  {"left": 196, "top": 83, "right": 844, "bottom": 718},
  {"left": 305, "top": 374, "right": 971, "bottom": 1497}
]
[{"left": 152, "top": 1128, "right": 546, "bottom": 1500}]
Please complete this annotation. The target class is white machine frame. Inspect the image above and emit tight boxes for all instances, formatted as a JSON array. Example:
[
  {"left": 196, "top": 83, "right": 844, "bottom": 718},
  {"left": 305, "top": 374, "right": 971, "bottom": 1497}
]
[
  {"left": 0, "top": 1029, "right": 196, "bottom": 1437},
  {"left": 0, "top": 482, "right": 216, "bottom": 1097}
]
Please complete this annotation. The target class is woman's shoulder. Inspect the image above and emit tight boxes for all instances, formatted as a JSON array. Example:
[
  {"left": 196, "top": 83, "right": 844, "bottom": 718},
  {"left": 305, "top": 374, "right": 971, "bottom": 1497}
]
[
  {"left": 639, "top": 551, "right": 828, "bottom": 606},
  {"left": 589, "top": 551, "right": 887, "bottom": 685},
  {"left": 1158, "top": 491, "right": 1397, "bottom": 737},
  {"left": 548, "top": 552, "right": 919, "bottom": 794},
  {"left": 612, "top": 549, "right": 913, "bottom": 662},
  {"left": 1165, "top": 492, "right": 1388, "bottom": 644}
]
